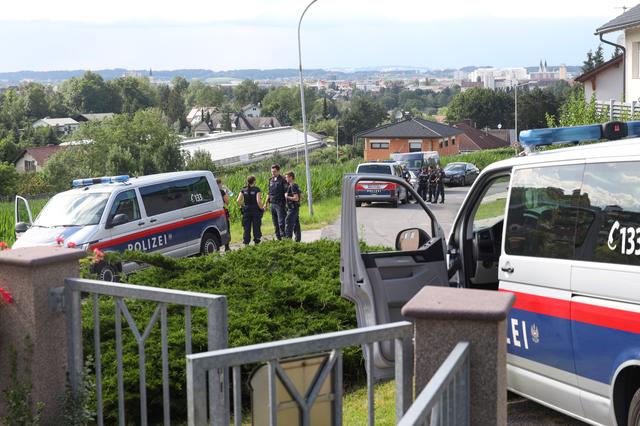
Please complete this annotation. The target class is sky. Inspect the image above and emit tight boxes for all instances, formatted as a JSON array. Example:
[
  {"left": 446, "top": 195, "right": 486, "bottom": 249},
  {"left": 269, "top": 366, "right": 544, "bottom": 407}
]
[{"left": 0, "top": 0, "right": 630, "bottom": 71}]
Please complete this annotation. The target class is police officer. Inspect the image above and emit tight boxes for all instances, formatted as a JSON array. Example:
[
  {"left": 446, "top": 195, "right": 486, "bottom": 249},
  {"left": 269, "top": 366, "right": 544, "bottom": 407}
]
[
  {"left": 216, "top": 178, "right": 231, "bottom": 251},
  {"left": 284, "top": 171, "right": 301, "bottom": 240},
  {"left": 236, "top": 175, "right": 264, "bottom": 246},
  {"left": 434, "top": 164, "right": 446, "bottom": 204},
  {"left": 417, "top": 166, "right": 429, "bottom": 201},
  {"left": 266, "top": 164, "right": 287, "bottom": 240},
  {"left": 428, "top": 165, "right": 438, "bottom": 203}
]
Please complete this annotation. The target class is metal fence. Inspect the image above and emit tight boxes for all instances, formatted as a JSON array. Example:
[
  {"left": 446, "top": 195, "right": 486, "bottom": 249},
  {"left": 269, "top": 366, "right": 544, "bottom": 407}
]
[
  {"left": 186, "top": 321, "right": 414, "bottom": 426},
  {"left": 63, "top": 278, "right": 228, "bottom": 426},
  {"left": 397, "top": 342, "right": 470, "bottom": 426},
  {"left": 595, "top": 100, "right": 640, "bottom": 121}
]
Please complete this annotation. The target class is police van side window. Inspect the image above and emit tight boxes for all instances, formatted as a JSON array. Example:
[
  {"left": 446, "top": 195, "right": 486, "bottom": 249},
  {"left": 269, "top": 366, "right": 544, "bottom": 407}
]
[
  {"left": 575, "top": 162, "right": 640, "bottom": 266},
  {"left": 140, "top": 176, "right": 214, "bottom": 216},
  {"left": 505, "top": 165, "right": 584, "bottom": 260},
  {"left": 108, "top": 190, "right": 141, "bottom": 224}
]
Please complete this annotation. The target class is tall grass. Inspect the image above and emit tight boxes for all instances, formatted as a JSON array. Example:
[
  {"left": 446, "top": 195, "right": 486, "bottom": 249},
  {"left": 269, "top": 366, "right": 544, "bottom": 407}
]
[{"left": 0, "top": 198, "right": 48, "bottom": 246}]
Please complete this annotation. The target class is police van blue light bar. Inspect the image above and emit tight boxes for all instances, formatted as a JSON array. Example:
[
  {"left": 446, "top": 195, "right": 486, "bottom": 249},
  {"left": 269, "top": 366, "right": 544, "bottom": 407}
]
[
  {"left": 519, "top": 120, "right": 640, "bottom": 150},
  {"left": 72, "top": 175, "right": 129, "bottom": 188}
]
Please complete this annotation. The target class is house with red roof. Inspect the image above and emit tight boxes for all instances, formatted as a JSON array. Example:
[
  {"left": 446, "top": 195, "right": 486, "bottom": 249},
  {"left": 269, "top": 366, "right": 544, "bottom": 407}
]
[{"left": 14, "top": 145, "right": 66, "bottom": 173}]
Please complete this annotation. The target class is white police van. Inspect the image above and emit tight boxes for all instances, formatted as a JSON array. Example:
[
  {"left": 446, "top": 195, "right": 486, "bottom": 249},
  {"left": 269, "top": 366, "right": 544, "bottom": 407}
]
[
  {"left": 341, "top": 121, "right": 640, "bottom": 426},
  {"left": 14, "top": 171, "right": 229, "bottom": 281}
]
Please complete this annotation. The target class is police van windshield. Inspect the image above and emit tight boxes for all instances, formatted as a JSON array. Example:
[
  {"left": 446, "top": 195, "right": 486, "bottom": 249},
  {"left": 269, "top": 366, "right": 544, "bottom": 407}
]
[
  {"left": 34, "top": 192, "right": 110, "bottom": 227},
  {"left": 357, "top": 164, "right": 392, "bottom": 174}
]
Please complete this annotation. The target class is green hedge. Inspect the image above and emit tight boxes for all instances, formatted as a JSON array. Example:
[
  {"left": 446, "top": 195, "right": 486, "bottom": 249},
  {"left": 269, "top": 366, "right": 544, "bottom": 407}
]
[
  {"left": 441, "top": 147, "right": 516, "bottom": 170},
  {"left": 82, "top": 240, "right": 362, "bottom": 423}
]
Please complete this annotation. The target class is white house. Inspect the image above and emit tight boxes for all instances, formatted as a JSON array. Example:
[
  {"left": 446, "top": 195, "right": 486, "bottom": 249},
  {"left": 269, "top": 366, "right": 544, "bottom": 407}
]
[
  {"left": 32, "top": 117, "right": 79, "bottom": 135},
  {"left": 242, "top": 104, "right": 261, "bottom": 117},
  {"left": 14, "top": 145, "right": 66, "bottom": 173},
  {"left": 575, "top": 55, "right": 624, "bottom": 102},
  {"left": 595, "top": 4, "right": 640, "bottom": 102}
]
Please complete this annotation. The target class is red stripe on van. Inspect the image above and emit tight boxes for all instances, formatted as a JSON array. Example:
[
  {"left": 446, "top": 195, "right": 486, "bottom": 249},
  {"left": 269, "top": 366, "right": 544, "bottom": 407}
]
[
  {"left": 501, "top": 289, "right": 640, "bottom": 334},
  {"left": 91, "top": 210, "right": 225, "bottom": 250}
]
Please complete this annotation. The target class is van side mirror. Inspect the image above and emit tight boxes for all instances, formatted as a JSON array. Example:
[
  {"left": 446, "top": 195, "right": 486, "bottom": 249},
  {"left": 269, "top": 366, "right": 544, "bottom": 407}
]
[
  {"left": 108, "top": 213, "right": 129, "bottom": 228},
  {"left": 15, "top": 221, "right": 30, "bottom": 235},
  {"left": 395, "top": 228, "right": 431, "bottom": 251}
]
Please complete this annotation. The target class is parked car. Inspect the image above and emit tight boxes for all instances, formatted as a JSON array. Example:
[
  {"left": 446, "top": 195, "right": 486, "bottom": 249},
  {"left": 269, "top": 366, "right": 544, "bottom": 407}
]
[
  {"left": 443, "top": 162, "right": 479, "bottom": 186},
  {"left": 354, "top": 162, "right": 409, "bottom": 208}
]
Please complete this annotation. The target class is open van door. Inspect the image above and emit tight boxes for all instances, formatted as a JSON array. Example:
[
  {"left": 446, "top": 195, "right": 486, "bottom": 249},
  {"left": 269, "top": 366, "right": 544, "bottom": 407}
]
[
  {"left": 14, "top": 196, "right": 33, "bottom": 239},
  {"left": 340, "top": 173, "right": 449, "bottom": 380}
]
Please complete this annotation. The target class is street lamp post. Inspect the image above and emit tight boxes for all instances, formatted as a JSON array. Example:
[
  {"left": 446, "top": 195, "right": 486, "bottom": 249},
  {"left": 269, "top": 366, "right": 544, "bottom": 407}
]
[
  {"left": 514, "top": 81, "right": 534, "bottom": 143},
  {"left": 298, "top": 0, "right": 318, "bottom": 217}
]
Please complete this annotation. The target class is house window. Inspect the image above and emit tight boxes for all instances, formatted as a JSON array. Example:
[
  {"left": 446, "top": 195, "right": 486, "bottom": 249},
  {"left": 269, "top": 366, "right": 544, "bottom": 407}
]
[
  {"left": 25, "top": 160, "right": 36, "bottom": 172},
  {"left": 370, "top": 140, "right": 390, "bottom": 149},
  {"left": 409, "top": 141, "right": 422, "bottom": 152},
  {"left": 444, "top": 139, "right": 449, "bottom": 147},
  {"left": 439, "top": 141, "right": 443, "bottom": 149},
  {"left": 452, "top": 137, "right": 456, "bottom": 145},
  {"left": 635, "top": 42, "right": 640, "bottom": 79}
]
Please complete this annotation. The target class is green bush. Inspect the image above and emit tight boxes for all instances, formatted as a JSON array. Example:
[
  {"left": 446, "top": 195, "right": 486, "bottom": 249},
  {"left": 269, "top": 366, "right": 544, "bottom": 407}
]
[{"left": 82, "top": 240, "right": 361, "bottom": 423}]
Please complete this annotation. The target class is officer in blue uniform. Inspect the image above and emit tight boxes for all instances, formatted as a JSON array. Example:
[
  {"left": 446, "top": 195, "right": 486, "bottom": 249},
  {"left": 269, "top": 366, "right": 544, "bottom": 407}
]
[
  {"left": 434, "top": 164, "right": 446, "bottom": 203},
  {"left": 417, "top": 166, "right": 430, "bottom": 201},
  {"left": 266, "top": 164, "right": 287, "bottom": 240},
  {"left": 236, "top": 175, "right": 264, "bottom": 246},
  {"left": 284, "top": 171, "right": 301, "bottom": 240}
]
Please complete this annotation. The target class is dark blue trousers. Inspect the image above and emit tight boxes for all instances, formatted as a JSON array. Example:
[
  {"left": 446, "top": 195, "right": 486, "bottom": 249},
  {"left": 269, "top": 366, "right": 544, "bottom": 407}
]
[
  {"left": 271, "top": 203, "right": 286, "bottom": 239},
  {"left": 242, "top": 210, "right": 262, "bottom": 245},
  {"left": 285, "top": 205, "right": 299, "bottom": 239}
]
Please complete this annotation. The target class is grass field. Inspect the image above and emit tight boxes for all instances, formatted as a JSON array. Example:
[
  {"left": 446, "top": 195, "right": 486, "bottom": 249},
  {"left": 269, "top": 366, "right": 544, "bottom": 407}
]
[{"left": 0, "top": 198, "right": 48, "bottom": 246}]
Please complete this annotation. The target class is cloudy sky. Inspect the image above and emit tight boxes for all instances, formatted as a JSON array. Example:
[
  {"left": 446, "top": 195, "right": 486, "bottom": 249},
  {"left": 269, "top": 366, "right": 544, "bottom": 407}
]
[{"left": 0, "top": 0, "right": 628, "bottom": 71}]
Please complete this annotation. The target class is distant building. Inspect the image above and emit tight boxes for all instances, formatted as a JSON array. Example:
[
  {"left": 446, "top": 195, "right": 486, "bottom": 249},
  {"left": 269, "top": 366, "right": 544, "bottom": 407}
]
[
  {"left": 32, "top": 117, "right": 79, "bottom": 136},
  {"left": 242, "top": 104, "right": 261, "bottom": 118},
  {"left": 14, "top": 145, "right": 66, "bottom": 173},
  {"left": 181, "top": 127, "right": 325, "bottom": 167},
  {"left": 357, "top": 118, "right": 464, "bottom": 161},
  {"left": 192, "top": 112, "right": 281, "bottom": 137},
  {"left": 453, "top": 121, "right": 511, "bottom": 152},
  {"left": 71, "top": 113, "right": 115, "bottom": 122},
  {"left": 530, "top": 60, "right": 559, "bottom": 81}
]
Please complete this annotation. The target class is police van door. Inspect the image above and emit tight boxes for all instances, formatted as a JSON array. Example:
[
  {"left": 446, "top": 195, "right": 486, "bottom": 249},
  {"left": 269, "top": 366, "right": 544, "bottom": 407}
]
[
  {"left": 340, "top": 173, "right": 448, "bottom": 380},
  {"left": 104, "top": 189, "right": 151, "bottom": 254},
  {"left": 499, "top": 162, "right": 585, "bottom": 418}
]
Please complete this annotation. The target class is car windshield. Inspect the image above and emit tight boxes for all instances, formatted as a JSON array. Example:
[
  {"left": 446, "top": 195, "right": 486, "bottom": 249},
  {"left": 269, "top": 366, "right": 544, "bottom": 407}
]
[
  {"left": 357, "top": 165, "right": 392, "bottom": 174},
  {"left": 445, "top": 164, "right": 466, "bottom": 172},
  {"left": 34, "top": 192, "right": 110, "bottom": 227}
]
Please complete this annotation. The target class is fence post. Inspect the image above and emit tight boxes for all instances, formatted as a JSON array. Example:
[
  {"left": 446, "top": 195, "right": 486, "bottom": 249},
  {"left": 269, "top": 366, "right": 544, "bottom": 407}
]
[
  {"left": 0, "top": 246, "right": 85, "bottom": 424},
  {"left": 402, "top": 286, "right": 514, "bottom": 425},
  {"left": 632, "top": 101, "right": 636, "bottom": 119},
  {"left": 610, "top": 99, "right": 615, "bottom": 121}
]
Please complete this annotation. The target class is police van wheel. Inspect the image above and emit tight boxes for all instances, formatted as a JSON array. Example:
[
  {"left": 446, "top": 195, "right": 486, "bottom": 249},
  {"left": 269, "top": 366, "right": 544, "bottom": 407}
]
[
  {"left": 95, "top": 262, "right": 120, "bottom": 282},
  {"left": 628, "top": 388, "right": 640, "bottom": 426},
  {"left": 355, "top": 201, "right": 362, "bottom": 207},
  {"left": 201, "top": 233, "right": 220, "bottom": 255}
]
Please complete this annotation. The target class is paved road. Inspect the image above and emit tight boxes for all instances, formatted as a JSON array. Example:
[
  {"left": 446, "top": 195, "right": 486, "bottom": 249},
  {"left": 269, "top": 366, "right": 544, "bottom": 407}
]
[{"left": 323, "top": 184, "right": 587, "bottom": 425}]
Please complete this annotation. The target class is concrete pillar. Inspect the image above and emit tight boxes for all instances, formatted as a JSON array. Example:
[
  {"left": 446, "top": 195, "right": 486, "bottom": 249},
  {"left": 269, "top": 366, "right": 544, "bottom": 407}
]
[
  {"left": 0, "top": 246, "right": 85, "bottom": 424},
  {"left": 402, "top": 286, "right": 515, "bottom": 425}
]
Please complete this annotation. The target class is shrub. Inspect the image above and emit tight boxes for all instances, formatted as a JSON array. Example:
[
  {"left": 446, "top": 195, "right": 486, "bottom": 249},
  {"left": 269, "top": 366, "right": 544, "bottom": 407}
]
[{"left": 81, "top": 240, "right": 361, "bottom": 423}]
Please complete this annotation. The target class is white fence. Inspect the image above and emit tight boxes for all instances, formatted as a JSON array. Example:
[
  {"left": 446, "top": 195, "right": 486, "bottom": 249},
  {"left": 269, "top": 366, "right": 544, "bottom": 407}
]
[{"left": 596, "top": 100, "right": 640, "bottom": 121}]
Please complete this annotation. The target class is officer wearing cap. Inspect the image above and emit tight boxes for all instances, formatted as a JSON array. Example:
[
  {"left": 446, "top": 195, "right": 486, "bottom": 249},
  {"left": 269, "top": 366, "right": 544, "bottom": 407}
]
[
  {"left": 266, "top": 164, "right": 287, "bottom": 240},
  {"left": 236, "top": 175, "right": 264, "bottom": 246}
]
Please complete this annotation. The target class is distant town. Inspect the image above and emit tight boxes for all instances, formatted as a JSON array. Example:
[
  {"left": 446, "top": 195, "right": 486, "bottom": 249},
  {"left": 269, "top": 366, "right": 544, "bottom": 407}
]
[{"left": 0, "top": 63, "right": 581, "bottom": 93}]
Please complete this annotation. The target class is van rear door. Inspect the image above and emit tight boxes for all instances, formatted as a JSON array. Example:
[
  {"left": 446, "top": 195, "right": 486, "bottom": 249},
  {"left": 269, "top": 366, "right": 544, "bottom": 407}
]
[{"left": 340, "top": 173, "right": 448, "bottom": 380}]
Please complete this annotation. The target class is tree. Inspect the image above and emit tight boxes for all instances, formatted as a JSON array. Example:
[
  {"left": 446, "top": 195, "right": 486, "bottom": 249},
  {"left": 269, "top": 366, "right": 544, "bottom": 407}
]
[
  {"left": 184, "top": 81, "right": 225, "bottom": 107},
  {"left": 234, "top": 80, "right": 267, "bottom": 107},
  {"left": 546, "top": 87, "right": 607, "bottom": 127},
  {"left": 185, "top": 149, "right": 217, "bottom": 172},
  {"left": 50, "top": 109, "right": 185, "bottom": 184},
  {"left": 261, "top": 86, "right": 317, "bottom": 126},
  {"left": 613, "top": 45, "right": 623, "bottom": 59},
  {"left": 582, "top": 49, "right": 596, "bottom": 74},
  {"left": 516, "top": 88, "right": 560, "bottom": 130},
  {"left": 113, "top": 77, "right": 158, "bottom": 115},
  {"left": 21, "top": 83, "right": 50, "bottom": 119},
  {"left": 446, "top": 88, "right": 513, "bottom": 128},
  {"left": 58, "top": 71, "right": 120, "bottom": 113},
  {"left": 594, "top": 44, "right": 605, "bottom": 67},
  {"left": 0, "top": 162, "right": 19, "bottom": 196},
  {"left": 340, "top": 96, "right": 387, "bottom": 143}
]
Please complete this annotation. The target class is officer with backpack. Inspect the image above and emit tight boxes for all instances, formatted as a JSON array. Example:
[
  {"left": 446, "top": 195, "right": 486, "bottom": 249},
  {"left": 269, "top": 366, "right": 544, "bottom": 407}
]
[
  {"left": 266, "top": 164, "right": 287, "bottom": 240},
  {"left": 417, "top": 165, "right": 430, "bottom": 201},
  {"left": 236, "top": 175, "right": 264, "bottom": 246}
]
